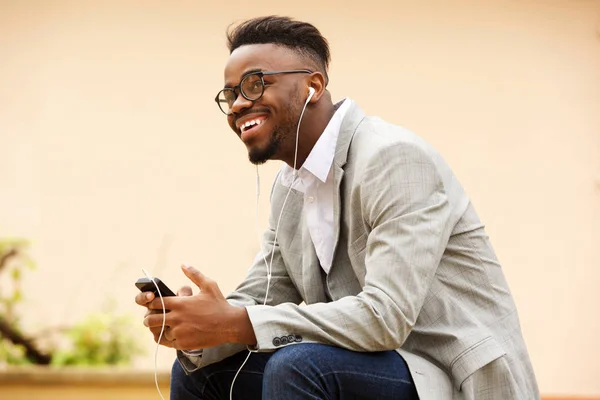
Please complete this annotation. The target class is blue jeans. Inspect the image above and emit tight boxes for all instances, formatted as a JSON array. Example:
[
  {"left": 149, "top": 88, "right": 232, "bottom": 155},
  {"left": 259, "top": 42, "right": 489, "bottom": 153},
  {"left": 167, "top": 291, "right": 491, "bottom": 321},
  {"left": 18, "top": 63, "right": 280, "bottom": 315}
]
[{"left": 170, "top": 344, "right": 419, "bottom": 399}]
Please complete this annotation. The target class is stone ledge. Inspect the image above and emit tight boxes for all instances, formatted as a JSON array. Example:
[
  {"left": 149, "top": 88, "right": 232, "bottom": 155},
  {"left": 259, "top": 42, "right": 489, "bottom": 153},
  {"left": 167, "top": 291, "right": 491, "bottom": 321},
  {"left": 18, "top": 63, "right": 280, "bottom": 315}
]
[
  {"left": 3, "top": 367, "right": 597, "bottom": 400},
  {"left": 0, "top": 366, "right": 170, "bottom": 386}
]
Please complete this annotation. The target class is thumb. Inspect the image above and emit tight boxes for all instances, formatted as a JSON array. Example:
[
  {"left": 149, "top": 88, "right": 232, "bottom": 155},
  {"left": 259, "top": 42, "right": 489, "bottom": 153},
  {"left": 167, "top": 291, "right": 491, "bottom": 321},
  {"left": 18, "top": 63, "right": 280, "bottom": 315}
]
[
  {"left": 181, "top": 264, "right": 213, "bottom": 293},
  {"left": 181, "top": 264, "right": 223, "bottom": 299}
]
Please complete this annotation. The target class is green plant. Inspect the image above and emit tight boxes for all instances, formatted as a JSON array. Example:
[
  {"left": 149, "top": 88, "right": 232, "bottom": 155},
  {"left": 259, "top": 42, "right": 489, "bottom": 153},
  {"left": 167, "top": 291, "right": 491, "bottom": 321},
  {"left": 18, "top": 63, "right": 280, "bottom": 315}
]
[
  {"left": 0, "top": 238, "right": 35, "bottom": 321},
  {"left": 0, "top": 238, "right": 49, "bottom": 365},
  {"left": 51, "top": 311, "right": 143, "bottom": 367},
  {"left": 0, "top": 332, "right": 32, "bottom": 365},
  {"left": 0, "top": 237, "right": 144, "bottom": 367}
]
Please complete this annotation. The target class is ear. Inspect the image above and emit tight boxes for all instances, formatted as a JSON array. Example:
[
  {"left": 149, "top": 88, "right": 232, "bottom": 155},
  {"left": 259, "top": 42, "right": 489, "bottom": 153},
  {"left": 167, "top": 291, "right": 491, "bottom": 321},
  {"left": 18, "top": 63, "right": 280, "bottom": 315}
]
[{"left": 307, "top": 72, "right": 326, "bottom": 103}]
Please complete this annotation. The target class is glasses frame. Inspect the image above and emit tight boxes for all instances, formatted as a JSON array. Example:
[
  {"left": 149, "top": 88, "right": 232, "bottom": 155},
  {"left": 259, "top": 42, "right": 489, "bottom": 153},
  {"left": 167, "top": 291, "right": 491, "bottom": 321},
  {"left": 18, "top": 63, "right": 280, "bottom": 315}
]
[{"left": 215, "top": 69, "right": 313, "bottom": 115}]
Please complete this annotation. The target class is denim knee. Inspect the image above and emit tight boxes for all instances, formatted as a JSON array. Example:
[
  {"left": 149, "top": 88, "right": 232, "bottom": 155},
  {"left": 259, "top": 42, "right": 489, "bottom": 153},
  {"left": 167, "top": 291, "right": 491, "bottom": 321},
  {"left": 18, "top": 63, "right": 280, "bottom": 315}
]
[
  {"left": 266, "top": 344, "right": 304, "bottom": 368},
  {"left": 170, "top": 359, "right": 206, "bottom": 400},
  {"left": 264, "top": 343, "right": 324, "bottom": 380}
]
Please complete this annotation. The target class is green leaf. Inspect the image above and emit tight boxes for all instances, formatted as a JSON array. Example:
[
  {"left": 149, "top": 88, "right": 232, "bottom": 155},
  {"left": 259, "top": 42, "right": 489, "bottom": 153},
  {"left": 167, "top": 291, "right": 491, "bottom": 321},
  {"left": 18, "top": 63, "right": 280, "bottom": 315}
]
[
  {"left": 11, "top": 290, "right": 22, "bottom": 303},
  {"left": 11, "top": 267, "right": 21, "bottom": 281}
]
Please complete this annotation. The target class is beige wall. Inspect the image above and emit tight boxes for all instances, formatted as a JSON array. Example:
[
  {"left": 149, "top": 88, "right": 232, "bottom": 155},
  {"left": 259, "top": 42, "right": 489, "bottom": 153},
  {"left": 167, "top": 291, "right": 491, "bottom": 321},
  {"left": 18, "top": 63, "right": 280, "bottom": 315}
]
[{"left": 1, "top": 0, "right": 599, "bottom": 396}]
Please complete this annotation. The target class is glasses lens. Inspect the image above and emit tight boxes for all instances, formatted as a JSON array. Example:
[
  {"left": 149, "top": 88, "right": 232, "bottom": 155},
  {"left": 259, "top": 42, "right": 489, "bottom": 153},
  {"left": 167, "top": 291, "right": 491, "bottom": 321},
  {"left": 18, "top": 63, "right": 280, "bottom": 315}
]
[
  {"left": 241, "top": 74, "right": 264, "bottom": 100},
  {"left": 217, "top": 90, "right": 236, "bottom": 114}
]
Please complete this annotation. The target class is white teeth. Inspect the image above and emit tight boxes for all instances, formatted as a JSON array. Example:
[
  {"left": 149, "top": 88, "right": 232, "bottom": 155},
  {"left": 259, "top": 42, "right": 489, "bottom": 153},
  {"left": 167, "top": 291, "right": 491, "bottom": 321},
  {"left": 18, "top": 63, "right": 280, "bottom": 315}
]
[{"left": 240, "top": 118, "right": 264, "bottom": 132}]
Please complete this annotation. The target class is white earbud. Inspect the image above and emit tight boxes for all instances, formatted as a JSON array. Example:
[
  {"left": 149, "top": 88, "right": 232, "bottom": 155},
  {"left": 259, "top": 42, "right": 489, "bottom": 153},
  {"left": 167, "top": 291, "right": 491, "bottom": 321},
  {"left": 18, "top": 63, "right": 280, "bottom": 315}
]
[{"left": 307, "top": 87, "right": 315, "bottom": 103}]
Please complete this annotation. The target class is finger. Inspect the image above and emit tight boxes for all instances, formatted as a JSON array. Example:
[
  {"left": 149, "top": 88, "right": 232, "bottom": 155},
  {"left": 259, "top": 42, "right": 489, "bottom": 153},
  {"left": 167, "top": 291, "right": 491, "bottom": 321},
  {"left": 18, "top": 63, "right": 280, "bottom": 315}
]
[
  {"left": 145, "top": 308, "right": 164, "bottom": 317},
  {"left": 155, "top": 326, "right": 178, "bottom": 349},
  {"left": 150, "top": 326, "right": 163, "bottom": 338},
  {"left": 144, "top": 312, "right": 171, "bottom": 329},
  {"left": 160, "top": 327, "right": 173, "bottom": 342},
  {"left": 162, "top": 337, "right": 177, "bottom": 349},
  {"left": 135, "top": 291, "right": 155, "bottom": 306},
  {"left": 153, "top": 328, "right": 175, "bottom": 348},
  {"left": 177, "top": 285, "right": 193, "bottom": 296},
  {"left": 181, "top": 264, "right": 216, "bottom": 294},
  {"left": 148, "top": 297, "right": 173, "bottom": 312}
]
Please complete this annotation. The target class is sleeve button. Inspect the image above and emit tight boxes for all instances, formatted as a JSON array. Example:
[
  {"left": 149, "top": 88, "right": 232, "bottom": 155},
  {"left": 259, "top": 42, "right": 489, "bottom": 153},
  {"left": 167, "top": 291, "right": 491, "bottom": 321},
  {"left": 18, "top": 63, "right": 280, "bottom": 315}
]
[{"left": 272, "top": 337, "right": 281, "bottom": 347}]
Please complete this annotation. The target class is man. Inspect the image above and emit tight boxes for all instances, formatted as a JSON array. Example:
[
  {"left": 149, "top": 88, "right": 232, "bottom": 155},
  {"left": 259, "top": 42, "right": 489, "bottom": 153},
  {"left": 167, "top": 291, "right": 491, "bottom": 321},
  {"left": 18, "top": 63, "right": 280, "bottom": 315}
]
[{"left": 136, "top": 16, "right": 539, "bottom": 400}]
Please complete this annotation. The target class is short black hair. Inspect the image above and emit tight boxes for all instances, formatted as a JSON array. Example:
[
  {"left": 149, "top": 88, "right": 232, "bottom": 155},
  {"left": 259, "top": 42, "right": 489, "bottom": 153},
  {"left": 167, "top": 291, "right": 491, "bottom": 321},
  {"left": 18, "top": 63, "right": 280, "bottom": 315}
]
[{"left": 226, "top": 16, "right": 330, "bottom": 84}]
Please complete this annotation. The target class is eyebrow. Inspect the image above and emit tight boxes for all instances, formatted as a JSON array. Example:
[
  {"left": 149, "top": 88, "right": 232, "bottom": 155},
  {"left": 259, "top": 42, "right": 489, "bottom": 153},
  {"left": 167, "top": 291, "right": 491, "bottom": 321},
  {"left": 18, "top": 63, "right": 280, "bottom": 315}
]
[{"left": 224, "top": 68, "right": 263, "bottom": 88}]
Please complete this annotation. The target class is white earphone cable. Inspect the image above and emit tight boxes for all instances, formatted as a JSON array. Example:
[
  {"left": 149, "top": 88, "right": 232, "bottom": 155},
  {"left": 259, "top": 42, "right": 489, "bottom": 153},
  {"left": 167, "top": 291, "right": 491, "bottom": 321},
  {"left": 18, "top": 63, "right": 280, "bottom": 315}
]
[
  {"left": 142, "top": 268, "right": 167, "bottom": 400},
  {"left": 228, "top": 89, "right": 313, "bottom": 400}
]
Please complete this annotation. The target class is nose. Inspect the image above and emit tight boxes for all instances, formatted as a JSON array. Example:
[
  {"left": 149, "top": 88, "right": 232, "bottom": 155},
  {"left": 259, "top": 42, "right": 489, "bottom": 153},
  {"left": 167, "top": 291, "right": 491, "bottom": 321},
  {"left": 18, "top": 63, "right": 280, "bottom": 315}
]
[{"left": 230, "top": 91, "right": 253, "bottom": 115}]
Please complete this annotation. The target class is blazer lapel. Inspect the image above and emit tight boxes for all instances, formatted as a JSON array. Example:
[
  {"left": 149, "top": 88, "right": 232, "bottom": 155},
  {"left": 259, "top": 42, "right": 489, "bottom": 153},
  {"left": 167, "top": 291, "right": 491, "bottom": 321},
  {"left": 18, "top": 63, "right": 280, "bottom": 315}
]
[
  {"left": 272, "top": 179, "right": 327, "bottom": 303},
  {"left": 331, "top": 163, "right": 344, "bottom": 269},
  {"left": 329, "top": 102, "right": 366, "bottom": 274}
]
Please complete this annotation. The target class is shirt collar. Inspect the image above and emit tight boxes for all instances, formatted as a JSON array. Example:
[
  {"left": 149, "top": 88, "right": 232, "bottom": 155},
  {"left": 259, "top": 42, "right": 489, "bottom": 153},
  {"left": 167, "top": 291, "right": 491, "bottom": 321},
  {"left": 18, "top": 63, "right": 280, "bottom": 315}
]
[{"left": 300, "top": 98, "right": 352, "bottom": 183}]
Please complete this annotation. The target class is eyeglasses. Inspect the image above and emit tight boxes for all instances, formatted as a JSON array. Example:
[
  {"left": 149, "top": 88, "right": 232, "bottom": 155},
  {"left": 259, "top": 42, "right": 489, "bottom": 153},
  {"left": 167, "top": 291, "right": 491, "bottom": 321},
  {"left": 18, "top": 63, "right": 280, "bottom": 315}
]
[{"left": 215, "top": 69, "right": 312, "bottom": 115}]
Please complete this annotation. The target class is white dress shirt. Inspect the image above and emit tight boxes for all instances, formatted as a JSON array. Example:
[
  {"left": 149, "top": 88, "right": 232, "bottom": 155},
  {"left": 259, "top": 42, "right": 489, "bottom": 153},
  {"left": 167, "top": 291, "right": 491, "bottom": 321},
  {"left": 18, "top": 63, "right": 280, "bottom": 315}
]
[{"left": 279, "top": 98, "right": 352, "bottom": 273}]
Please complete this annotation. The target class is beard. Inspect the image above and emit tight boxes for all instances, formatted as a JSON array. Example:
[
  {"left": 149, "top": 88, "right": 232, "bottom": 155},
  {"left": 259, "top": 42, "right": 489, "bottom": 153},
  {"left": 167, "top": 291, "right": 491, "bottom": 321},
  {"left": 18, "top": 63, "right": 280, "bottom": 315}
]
[
  {"left": 248, "top": 90, "right": 301, "bottom": 165},
  {"left": 248, "top": 131, "right": 280, "bottom": 165}
]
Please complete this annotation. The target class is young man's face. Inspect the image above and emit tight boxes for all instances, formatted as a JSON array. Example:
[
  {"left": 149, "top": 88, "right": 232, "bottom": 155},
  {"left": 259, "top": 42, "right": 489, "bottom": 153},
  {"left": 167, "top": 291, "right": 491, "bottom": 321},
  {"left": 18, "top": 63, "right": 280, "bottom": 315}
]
[{"left": 222, "top": 44, "right": 310, "bottom": 165}]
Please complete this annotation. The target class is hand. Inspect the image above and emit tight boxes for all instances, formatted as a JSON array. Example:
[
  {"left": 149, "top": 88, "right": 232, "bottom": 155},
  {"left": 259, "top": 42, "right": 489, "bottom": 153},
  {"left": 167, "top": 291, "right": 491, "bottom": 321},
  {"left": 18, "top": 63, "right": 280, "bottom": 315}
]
[
  {"left": 135, "top": 282, "right": 193, "bottom": 345},
  {"left": 142, "top": 265, "right": 256, "bottom": 350}
]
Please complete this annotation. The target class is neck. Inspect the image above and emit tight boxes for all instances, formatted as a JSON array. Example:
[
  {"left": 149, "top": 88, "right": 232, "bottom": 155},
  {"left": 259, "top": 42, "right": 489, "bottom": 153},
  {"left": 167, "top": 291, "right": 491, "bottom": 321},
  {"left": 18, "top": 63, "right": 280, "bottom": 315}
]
[{"left": 283, "top": 93, "right": 335, "bottom": 169}]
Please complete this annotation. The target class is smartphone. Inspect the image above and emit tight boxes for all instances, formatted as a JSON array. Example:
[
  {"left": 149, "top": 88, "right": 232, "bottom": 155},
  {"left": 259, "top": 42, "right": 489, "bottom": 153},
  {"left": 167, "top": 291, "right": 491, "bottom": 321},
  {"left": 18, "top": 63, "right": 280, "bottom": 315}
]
[{"left": 135, "top": 276, "right": 176, "bottom": 297}]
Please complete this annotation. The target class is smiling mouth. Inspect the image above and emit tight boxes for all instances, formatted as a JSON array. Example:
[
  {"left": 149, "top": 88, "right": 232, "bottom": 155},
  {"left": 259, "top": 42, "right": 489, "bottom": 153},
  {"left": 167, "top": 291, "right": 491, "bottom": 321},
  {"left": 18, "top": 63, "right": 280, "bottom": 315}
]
[{"left": 239, "top": 118, "right": 266, "bottom": 134}]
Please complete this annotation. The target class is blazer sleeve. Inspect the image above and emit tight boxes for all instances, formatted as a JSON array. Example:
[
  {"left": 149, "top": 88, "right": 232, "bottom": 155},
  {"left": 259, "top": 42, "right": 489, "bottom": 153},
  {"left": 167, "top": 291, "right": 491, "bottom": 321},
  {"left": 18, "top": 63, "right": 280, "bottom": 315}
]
[{"left": 245, "top": 142, "right": 454, "bottom": 352}]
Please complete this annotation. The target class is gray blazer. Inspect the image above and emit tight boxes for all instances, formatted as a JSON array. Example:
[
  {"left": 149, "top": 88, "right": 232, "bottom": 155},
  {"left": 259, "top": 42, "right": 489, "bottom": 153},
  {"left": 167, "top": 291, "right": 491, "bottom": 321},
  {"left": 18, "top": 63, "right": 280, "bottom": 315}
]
[{"left": 179, "top": 103, "right": 540, "bottom": 400}]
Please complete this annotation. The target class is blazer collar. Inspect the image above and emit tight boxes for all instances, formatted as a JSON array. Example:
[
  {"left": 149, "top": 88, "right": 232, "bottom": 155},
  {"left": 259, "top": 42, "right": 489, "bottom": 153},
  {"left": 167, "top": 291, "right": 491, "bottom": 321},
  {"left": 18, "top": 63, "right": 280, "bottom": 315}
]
[{"left": 334, "top": 101, "right": 366, "bottom": 168}]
